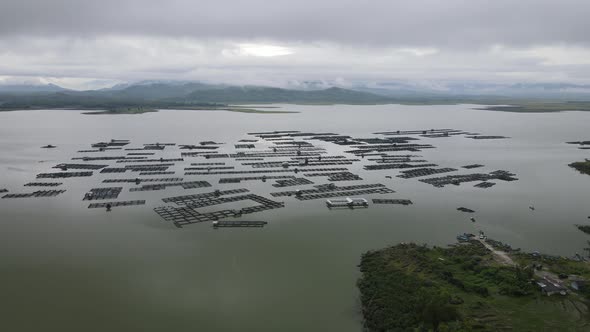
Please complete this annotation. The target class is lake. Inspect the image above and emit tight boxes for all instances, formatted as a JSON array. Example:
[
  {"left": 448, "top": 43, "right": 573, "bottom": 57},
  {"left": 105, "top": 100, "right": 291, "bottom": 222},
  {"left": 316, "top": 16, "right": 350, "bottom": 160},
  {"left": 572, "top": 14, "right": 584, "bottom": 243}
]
[{"left": 1, "top": 104, "right": 589, "bottom": 331}]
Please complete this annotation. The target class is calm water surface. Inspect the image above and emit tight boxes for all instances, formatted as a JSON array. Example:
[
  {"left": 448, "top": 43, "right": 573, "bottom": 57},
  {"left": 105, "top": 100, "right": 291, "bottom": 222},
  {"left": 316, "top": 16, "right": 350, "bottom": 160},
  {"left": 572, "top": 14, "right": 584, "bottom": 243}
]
[{"left": 0, "top": 104, "right": 589, "bottom": 331}]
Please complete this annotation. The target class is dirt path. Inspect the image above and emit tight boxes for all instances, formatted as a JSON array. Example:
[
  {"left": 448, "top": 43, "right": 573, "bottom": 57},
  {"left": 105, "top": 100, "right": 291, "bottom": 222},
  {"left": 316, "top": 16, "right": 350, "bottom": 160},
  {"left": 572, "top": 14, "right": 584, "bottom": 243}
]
[{"left": 477, "top": 238, "right": 516, "bottom": 266}]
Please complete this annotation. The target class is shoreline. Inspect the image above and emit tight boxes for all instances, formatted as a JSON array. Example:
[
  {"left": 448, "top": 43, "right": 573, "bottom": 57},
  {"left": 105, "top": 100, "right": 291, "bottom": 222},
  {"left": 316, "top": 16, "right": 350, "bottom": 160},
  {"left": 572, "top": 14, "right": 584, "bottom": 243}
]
[
  {"left": 358, "top": 238, "right": 590, "bottom": 331},
  {"left": 0, "top": 106, "right": 299, "bottom": 115},
  {"left": 3, "top": 100, "right": 590, "bottom": 114}
]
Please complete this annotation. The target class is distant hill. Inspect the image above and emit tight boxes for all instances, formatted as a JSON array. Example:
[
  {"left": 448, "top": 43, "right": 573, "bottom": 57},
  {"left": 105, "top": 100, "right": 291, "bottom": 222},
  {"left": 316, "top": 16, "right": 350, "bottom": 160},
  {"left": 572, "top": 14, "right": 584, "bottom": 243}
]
[
  {"left": 354, "top": 81, "right": 590, "bottom": 100},
  {"left": 0, "top": 83, "right": 69, "bottom": 94},
  {"left": 105, "top": 82, "right": 228, "bottom": 101},
  {"left": 3, "top": 80, "right": 590, "bottom": 112},
  {"left": 0, "top": 81, "right": 392, "bottom": 110},
  {"left": 181, "top": 86, "right": 391, "bottom": 104}
]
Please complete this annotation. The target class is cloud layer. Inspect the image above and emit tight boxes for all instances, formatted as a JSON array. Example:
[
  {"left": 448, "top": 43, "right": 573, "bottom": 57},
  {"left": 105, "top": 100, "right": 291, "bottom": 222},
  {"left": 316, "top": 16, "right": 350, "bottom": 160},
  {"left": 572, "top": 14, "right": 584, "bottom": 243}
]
[{"left": 1, "top": 0, "right": 589, "bottom": 89}]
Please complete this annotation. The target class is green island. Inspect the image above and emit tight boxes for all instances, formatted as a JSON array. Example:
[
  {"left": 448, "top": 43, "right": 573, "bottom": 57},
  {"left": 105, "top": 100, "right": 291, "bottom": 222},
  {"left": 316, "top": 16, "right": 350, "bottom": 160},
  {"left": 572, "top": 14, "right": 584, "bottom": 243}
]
[
  {"left": 81, "top": 107, "right": 159, "bottom": 115},
  {"left": 81, "top": 106, "right": 297, "bottom": 115},
  {"left": 477, "top": 101, "right": 590, "bottom": 113},
  {"left": 569, "top": 160, "right": 590, "bottom": 176},
  {"left": 577, "top": 226, "right": 590, "bottom": 236},
  {"left": 358, "top": 240, "right": 590, "bottom": 331}
]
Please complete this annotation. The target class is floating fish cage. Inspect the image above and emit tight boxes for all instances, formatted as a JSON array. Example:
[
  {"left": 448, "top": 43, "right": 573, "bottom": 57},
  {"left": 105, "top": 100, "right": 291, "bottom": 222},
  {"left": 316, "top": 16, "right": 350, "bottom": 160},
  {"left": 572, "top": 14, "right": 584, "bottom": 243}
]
[
  {"left": 326, "top": 197, "right": 369, "bottom": 209},
  {"left": 212, "top": 220, "right": 268, "bottom": 228}
]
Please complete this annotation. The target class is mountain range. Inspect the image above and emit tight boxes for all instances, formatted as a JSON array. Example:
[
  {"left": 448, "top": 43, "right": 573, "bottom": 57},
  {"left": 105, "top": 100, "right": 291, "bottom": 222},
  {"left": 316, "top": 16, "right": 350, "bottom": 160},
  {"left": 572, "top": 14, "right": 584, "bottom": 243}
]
[
  {"left": 2, "top": 80, "right": 590, "bottom": 111},
  {"left": 0, "top": 81, "right": 393, "bottom": 110}
]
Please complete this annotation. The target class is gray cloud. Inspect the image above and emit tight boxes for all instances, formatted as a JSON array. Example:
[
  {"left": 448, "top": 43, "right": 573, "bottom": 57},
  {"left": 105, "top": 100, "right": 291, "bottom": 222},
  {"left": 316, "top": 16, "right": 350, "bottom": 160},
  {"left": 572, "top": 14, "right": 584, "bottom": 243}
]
[
  {"left": 1, "top": 0, "right": 590, "bottom": 88},
  {"left": 1, "top": 0, "right": 589, "bottom": 48}
]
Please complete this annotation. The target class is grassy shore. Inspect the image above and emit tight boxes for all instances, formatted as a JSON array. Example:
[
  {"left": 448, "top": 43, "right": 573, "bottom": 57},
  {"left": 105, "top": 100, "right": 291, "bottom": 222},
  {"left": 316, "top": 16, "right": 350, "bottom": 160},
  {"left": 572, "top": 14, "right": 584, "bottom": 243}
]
[
  {"left": 478, "top": 101, "right": 590, "bottom": 113},
  {"left": 577, "top": 225, "right": 590, "bottom": 235},
  {"left": 358, "top": 242, "right": 590, "bottom": 331},
  {"left": 83, "top": 107, "right": 297, "bottom": 115},
  {"left": 82, "top": 107, "right": 158, "bottom": 115},
  {"left": 170, "top": 106, "right": 298, "bottom": 114},
  {"left": 569, "top": 160, "right": 590, "bottom": 176},
  {"left": 0, "top": 106, "right": 299, "bottom": 115}
]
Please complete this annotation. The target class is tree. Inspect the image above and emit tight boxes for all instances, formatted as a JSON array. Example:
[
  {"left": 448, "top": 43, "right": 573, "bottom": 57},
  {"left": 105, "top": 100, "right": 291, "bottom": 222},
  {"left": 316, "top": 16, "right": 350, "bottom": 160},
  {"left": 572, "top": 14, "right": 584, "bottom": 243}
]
[{"left": 420, "top": 291, "right": 460, "bottom": 330}]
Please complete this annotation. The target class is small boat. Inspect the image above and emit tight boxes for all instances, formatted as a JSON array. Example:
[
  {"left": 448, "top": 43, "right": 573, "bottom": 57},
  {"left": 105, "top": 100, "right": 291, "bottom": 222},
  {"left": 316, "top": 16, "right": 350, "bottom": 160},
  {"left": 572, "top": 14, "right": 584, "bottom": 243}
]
[
  {"left": 470, "top": 217, "right": 476, "bottom": 222},
  {"left": 529, "top": 205, "right": 535, "bottom": 211},
  {"left": 41, "top": 144, "right": 56, "bottom": 149},
  {"left": 456, "top": 234, "right": 469, "bottom": 242}
]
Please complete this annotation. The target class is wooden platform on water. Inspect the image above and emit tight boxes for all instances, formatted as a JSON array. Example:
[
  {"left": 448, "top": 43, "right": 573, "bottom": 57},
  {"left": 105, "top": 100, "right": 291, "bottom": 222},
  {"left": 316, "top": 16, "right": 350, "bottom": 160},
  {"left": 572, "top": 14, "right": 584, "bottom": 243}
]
[
  {"left": 103, "top": 177, "right": 183, "bottom": 183},
  {"left": 88, "top": 200, "right": 145, "bottom": 209},
  {"left": 129, "top": 181, "right": 211, "bottom": 192},
  {"left": 3, "top": 190, "right": 66, "bottom": 198},
  {"left": 213, "top": 220, "right": 267, "bottom": 228},
  {"left": 37, "top": 172, "right": 93, "bottom": 178},
  {"left": 83, "top": 187, "right": 122, "bottom": 200},
  {"left": 24, "top": 182, "right": 63, "bottom": 187},
  {"left": 219, "top": 175, "right": 295, "bottom": 184},
  {"left": 372, "top": 199, "right": 413, "bottom": 205}
]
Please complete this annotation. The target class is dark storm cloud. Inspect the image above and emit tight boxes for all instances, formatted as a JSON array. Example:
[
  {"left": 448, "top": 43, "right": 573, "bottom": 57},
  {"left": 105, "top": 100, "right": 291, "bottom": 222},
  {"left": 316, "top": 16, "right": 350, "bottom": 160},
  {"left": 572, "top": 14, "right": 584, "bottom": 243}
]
[{"left": 1, "top": 0, "right": 589, "bottom": 48}]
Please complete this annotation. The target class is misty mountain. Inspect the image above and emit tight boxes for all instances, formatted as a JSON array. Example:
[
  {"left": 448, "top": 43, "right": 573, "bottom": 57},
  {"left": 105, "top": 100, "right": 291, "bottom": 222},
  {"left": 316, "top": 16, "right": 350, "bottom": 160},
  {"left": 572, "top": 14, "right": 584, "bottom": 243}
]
[
  {"left": 354, "top": 81, "right": 590, "bottom": 100},
  {"left": 0, "top": 81, "right": 391, "bottom": 110},
  {"left": 181, "top": 86, "right": 391, "bottom": 104},
  {"left": 104, "top": 82, "right": 227, "bottom": 101},
  {"left": 0, "top": 83, "right": 69, "bottom": 94},
  {"left": 4, "top": 80, "right": 590, "bottom": 111},
  {"left": 95, "top": 81, "right": 389, "bottom": 104},
  {"left": 275, "top": 80, "right": 590, "bottom": 100}
]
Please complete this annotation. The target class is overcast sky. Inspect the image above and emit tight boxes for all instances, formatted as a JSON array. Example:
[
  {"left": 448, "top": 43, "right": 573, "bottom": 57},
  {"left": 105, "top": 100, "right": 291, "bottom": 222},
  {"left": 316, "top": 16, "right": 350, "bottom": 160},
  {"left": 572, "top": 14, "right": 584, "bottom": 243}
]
[{"left": 1, "top": 0, "right": 589, "bottom": 89}]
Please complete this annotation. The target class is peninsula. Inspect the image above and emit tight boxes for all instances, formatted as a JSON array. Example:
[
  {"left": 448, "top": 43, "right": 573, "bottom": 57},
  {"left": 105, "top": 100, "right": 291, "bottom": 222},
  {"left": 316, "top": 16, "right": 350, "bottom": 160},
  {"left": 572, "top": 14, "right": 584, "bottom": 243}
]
[{"left": 358, "top": 239, "right": 590, "bottom": 331}]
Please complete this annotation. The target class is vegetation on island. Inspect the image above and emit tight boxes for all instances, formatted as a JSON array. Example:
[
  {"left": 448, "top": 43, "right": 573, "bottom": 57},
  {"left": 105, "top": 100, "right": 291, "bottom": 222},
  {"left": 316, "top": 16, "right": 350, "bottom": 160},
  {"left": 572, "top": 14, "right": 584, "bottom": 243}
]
[
  {"left": 81, "top": 106, "right": 297, "bottom": 115},
  {"left": 82, "top": 107, "right": 159, "bottom": 115},
  {"left": 511, "top": 249, "right": 590, "bottom": 281},
  {"left": 569, "top": 160, "right": 590, "bottom": 176},
  {"left": 358, "top": 242, "right": 590, "bottom": 331},
  {"left": 577, "top": 225, "right": 590, "bottom": 235},
  {"left": 478, "top": 101, "right": 590, "bottom": 113}
]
